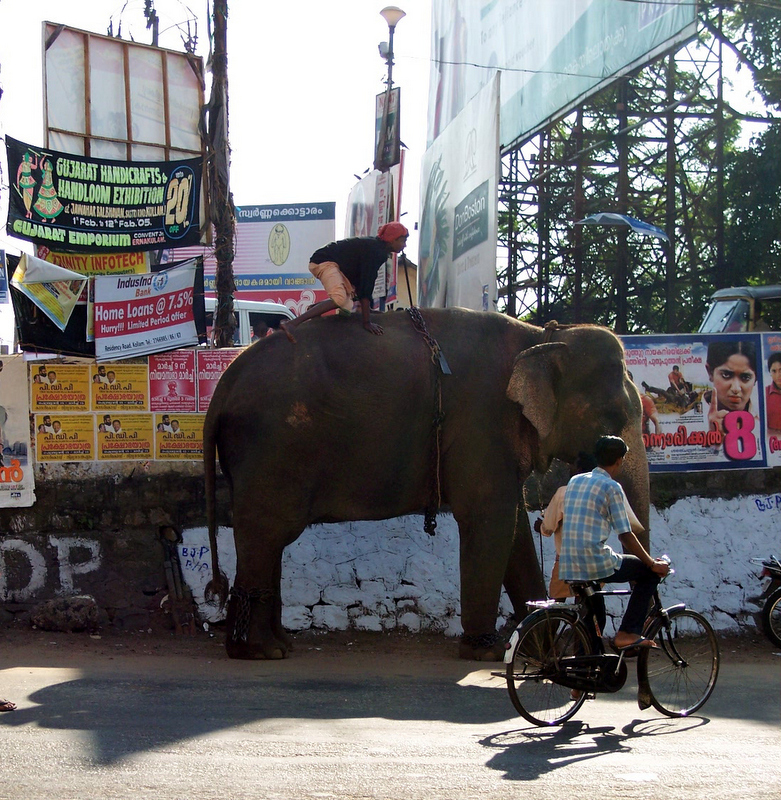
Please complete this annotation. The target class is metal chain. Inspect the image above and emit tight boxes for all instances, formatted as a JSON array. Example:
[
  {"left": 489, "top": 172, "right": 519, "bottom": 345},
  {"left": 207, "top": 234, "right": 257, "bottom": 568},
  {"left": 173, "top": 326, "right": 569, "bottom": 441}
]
[
  {"left": 406, "top": 307, "right": 447, "bottom": 536},
  {"left": 461, "top": 631, "right": 505, "bottom": 650},
  {"left": 229, "top": 586, "right": 271, "bottom": 643}
]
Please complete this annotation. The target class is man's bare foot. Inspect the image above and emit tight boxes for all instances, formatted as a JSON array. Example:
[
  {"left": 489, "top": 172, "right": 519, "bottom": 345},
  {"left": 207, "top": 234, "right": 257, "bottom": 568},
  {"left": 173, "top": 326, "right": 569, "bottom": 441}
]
[
  {"left": 279, "top": 321, "right": 297, "bottom": 343},
  {"left": 0, "top": 699, "right": 16, "bottom": 712}
]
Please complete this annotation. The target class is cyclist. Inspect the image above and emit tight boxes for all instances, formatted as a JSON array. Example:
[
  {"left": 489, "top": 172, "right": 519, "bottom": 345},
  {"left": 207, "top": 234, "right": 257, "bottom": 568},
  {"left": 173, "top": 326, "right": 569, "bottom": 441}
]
[{"left": 559, "top": 435, "right": 670, "bottom": 651}]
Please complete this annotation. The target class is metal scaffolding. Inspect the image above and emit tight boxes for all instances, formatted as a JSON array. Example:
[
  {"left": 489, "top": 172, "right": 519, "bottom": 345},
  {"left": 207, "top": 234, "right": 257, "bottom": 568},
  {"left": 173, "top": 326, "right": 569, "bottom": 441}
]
[{"left": 497, "top": 10, "right": 747, "bottom": 334}]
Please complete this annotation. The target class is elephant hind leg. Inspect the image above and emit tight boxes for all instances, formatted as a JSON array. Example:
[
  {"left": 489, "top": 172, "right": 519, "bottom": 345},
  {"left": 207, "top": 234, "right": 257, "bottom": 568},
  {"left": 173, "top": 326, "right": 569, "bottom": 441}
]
[
  {"left": 225, "top": 585, "right": 289, "bottom": 660},
  {"left": 227, "top": 514, "right": 301, "bottom": 660}
]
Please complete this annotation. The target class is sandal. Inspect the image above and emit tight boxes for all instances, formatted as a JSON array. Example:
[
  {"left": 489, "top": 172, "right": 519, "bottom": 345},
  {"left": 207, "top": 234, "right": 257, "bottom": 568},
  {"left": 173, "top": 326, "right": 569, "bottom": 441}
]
[{"left": 613, "top": 635, "right": 658, "bottom": 655}]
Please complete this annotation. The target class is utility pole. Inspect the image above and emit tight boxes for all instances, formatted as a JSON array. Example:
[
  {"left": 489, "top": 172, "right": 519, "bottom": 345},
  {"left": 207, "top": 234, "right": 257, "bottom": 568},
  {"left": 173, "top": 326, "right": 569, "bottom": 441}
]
[{"left": 206, "top": 0, "right": 236, "bottom": 346}]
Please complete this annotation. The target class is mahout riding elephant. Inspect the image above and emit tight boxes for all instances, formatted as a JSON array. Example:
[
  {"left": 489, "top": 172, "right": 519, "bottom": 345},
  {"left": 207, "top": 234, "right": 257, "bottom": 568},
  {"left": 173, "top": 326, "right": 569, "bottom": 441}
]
[{"left": 204, "top": 307, "right": 649, "bottom": 661}]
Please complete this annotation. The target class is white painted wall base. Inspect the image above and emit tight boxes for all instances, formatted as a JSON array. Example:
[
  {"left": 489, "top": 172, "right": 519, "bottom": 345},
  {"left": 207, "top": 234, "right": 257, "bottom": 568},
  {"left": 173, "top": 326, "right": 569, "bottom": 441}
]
[{"left": 180, "top": 493, "right": 780, "bottom": 637}]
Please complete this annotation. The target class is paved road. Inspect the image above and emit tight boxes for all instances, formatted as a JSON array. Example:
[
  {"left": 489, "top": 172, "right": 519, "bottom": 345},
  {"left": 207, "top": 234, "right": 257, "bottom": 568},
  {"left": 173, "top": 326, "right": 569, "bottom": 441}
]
[{"left": 0, "top": 630, "right": 779, "bottom": 800}]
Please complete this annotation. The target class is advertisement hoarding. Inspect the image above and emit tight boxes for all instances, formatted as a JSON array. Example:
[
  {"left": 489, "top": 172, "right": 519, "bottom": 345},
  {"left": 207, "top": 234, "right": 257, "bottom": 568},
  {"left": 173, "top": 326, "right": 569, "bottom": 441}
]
[
  {"left": 419, "top": 75, "right": 499, "bottom": 311},
  {"left": 428, "top": 0, "right": 697, "bottom": 148}
]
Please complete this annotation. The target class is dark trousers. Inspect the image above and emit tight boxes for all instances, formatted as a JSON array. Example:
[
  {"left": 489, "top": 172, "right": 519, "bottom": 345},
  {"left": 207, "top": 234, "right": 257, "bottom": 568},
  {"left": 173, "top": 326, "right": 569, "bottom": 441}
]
[{"left": 601, "top": 555, "right": 661, "bottom": 636}]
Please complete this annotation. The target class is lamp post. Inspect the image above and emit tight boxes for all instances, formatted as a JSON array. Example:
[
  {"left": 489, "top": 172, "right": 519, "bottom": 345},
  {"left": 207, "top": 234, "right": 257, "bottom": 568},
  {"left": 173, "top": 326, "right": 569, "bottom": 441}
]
[
  {"left": 375, "top": 6, "right": 405, "bottom": 172},
  {"left": 379, "top": 6, "right": 405, "bottom": 91}
]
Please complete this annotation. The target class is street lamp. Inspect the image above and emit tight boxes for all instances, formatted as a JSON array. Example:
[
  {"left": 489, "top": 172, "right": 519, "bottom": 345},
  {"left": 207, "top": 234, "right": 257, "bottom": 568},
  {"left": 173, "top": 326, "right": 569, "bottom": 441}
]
[
  {"left": 379, "top": 6, "right": 405, "bottom": 91},
  {"left": 374, "top": 6, "right": 405, "bottom": 172}
]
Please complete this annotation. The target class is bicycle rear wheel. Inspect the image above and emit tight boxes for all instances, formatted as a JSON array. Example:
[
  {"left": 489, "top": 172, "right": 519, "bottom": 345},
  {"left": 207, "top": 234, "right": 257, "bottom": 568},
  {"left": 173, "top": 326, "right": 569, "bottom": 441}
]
[
  {"left": 639, "top": 608, "right": 719, "bottom": 717},
  {"left": 506, "top": 610, "right": 591, "bottom": 726}
]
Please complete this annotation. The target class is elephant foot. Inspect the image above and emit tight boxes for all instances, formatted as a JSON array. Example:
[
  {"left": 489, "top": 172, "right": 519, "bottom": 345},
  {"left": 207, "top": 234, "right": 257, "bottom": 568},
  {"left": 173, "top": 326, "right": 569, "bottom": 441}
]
[
  {"left": 225, "top": 586, "right": 289, "bottom": 659},
  {"left": 459, "top": 632, "right": 507, "bottom": 662},
  {"left": 225, "top": 636, "right": 289, "bottom": 660}
]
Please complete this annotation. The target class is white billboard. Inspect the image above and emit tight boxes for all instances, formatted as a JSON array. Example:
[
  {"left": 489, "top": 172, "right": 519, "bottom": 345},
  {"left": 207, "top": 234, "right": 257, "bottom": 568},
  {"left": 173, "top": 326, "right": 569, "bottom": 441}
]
[
  {"left": 418, "top": 75, "right": 499, "bottom": 311},
  {"left": 43, "top": 22, "right": 204, "bottom": 161},
  {"left": 428, "top": 0, "right": 697, "bottom": 148}
]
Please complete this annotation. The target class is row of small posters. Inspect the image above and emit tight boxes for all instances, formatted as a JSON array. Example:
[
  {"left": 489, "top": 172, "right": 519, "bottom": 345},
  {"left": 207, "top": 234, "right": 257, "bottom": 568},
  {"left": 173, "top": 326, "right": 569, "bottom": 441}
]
[{"left": 30, "top": 348, "right": 241, "bottom": 463}]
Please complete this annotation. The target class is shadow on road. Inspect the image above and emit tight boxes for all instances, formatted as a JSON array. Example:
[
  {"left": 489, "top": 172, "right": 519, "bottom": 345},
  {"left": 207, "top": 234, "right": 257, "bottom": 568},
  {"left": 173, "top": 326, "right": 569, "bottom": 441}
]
[
  {"left": 480, "top": 716, "right": 709, "bottom": 781},
  {"left": 0, "top": 669, "right": 513, "bottom": 764}
]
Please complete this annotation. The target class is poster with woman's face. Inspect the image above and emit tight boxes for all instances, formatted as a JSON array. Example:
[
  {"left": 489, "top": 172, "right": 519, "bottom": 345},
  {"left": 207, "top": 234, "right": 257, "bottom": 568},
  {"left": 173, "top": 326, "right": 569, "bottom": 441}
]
[
  {"left": 762, "top": 332, "right": 781, "bottom": 467},
  {"left": 623, "top": 333, "right": 766, "bottom": 471}
]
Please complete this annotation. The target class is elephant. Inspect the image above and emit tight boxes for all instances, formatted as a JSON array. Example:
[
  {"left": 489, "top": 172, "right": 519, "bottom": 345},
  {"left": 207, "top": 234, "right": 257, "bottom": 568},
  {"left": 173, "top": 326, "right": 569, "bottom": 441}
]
[{"left": 203, "top": 307, "right": 649, "bottom": 660}]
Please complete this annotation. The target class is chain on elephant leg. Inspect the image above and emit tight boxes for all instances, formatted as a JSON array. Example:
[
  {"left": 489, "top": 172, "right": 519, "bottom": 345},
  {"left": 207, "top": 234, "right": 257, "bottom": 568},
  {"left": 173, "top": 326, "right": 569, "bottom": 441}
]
[
  {"left": 226, "top": 586, "right": 287, "bottom": 660},
  {"left": 459, "top": 632, "right": 507, "bottom": 662}
]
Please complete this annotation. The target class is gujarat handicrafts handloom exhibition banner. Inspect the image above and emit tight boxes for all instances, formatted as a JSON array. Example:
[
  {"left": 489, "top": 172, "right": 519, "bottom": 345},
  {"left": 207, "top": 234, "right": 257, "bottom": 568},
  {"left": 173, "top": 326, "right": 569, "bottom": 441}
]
[
  {"left": 5, "top": 136, "right": 202, "bottom": 252},
  {"left": 622, "top": 333, "right": 781, "bottom": 471}
]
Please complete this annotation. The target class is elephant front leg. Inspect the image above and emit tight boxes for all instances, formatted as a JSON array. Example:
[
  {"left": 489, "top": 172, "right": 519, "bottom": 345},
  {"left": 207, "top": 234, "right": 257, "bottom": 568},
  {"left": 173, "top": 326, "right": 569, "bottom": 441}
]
[
  {"left": 456, "top": 502, "right": 519, "bottom": 662},
  {"left": 502, "top": 508, "right": 547, "bottom": 624}
]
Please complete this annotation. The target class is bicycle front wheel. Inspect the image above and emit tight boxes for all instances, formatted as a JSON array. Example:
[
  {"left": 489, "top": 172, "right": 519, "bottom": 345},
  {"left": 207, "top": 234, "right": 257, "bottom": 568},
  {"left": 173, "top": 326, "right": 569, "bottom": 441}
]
[
  {"left": 639, "top": 608, "right": 720, "bottom": 717},
  {"left": 506, "top": 610, "right": 591, "bottom": 726}
]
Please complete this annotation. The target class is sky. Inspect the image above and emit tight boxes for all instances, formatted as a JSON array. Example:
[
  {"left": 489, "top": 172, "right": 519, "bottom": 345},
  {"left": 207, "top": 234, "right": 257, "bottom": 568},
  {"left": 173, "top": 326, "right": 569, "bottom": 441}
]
[{"left": 0, "top": 0, "right": 433, "bottom": 347}]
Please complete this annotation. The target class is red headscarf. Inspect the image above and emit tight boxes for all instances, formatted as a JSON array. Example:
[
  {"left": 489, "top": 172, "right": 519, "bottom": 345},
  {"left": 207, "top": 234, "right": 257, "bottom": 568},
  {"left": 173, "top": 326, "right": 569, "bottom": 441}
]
[{"left": 377, "top": 222, "right": 409, "bottom": 242}]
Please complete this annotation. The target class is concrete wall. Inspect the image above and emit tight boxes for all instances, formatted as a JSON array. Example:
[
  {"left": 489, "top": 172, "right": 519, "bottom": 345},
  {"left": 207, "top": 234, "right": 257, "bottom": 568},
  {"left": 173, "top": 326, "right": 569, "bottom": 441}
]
[{"left": 1, "top": 462, "right": 780, "bottom": 637}]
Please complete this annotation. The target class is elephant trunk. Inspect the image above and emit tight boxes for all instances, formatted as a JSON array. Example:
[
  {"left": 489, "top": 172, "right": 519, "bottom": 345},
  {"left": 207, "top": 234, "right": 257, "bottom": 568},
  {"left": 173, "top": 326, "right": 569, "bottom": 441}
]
[{"left": 618, "top": 421, "right": 651, "bottom": 552}]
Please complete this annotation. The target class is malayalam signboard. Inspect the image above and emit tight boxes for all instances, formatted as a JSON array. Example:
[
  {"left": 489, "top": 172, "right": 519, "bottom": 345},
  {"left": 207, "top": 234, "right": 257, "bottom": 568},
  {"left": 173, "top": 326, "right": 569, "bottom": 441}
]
[
  {"left": 6, "top": 136, "right": 202, "bottom": 252},
  {"left": 165, "top": 202, "right": 335, "bottom": 315}
]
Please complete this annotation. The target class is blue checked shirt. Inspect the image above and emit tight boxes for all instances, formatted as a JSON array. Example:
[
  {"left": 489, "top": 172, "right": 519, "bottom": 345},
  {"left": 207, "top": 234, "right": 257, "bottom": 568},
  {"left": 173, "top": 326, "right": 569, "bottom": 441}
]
[{"left": 559, "top": 467, "right": 632, "bottom": 581}]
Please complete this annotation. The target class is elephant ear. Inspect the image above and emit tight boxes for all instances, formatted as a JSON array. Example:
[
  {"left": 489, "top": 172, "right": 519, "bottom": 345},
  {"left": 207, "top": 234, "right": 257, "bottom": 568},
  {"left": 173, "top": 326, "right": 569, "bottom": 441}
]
[{"left": 506, "top": 342, "right": 568, "bottom": 440}]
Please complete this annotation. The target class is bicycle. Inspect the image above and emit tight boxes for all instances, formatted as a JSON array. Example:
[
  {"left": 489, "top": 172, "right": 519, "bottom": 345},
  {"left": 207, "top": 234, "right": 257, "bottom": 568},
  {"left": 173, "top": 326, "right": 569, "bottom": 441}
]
[{"left": 503, "top": 566, "right": 720, "bottom": 726}]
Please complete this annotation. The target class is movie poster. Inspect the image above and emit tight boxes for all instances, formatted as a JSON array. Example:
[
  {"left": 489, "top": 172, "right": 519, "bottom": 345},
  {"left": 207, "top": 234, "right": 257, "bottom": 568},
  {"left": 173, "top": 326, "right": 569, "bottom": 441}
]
[
  {"left": 623, "top": 333, "right": 766, "bottom": 471},
  {"left": 761, "top": 332, "right": 781, "bottom": 467}
]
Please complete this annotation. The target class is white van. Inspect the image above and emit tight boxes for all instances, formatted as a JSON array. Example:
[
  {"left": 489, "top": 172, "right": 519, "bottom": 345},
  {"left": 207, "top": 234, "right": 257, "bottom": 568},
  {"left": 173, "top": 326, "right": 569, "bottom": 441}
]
[{"left": 204, "top": 297, "right": 295, "bottom": 346}]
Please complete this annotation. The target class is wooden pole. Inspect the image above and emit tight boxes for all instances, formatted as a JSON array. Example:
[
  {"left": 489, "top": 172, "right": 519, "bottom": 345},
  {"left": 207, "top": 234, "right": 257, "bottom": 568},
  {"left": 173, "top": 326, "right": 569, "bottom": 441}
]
[{"left": 207, "top": 0, "right": 236, "bottom": 346}]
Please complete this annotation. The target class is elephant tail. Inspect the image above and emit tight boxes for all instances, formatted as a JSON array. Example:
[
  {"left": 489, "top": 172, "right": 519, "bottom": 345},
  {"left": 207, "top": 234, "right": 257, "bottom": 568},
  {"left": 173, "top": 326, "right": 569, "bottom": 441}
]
[{"left": 203, "top": 410, "right": 229, "bottom": 609}]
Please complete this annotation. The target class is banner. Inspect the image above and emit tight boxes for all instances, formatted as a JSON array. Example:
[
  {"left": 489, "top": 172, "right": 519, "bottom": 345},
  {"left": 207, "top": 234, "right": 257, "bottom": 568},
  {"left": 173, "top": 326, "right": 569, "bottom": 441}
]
[
  {"left": 374, "top": 87, "right": 401, "bottom": 171},
  {"left": 37, "top": 248, "right": 150, "bottom": 279},
  {"left": 11, "top": 253, "right": 87, "bottom": 331},
  {"left": 623, "top": 333, "right": 769, "bottom": 471},
  {"left": 6, "top": 136, "right": 202, "bottom": 252},
  {"left": 419, "top": 75, "right": 499, "bottom": 310},
  {"left": 93, "top": 261, "right": 199, "bottom": 360},
  {"left": 0, "top": 251, "right": 8, "bottom": 304},
  {"left": 0, "top": 356, "right": 35, "bottom": 507}
]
